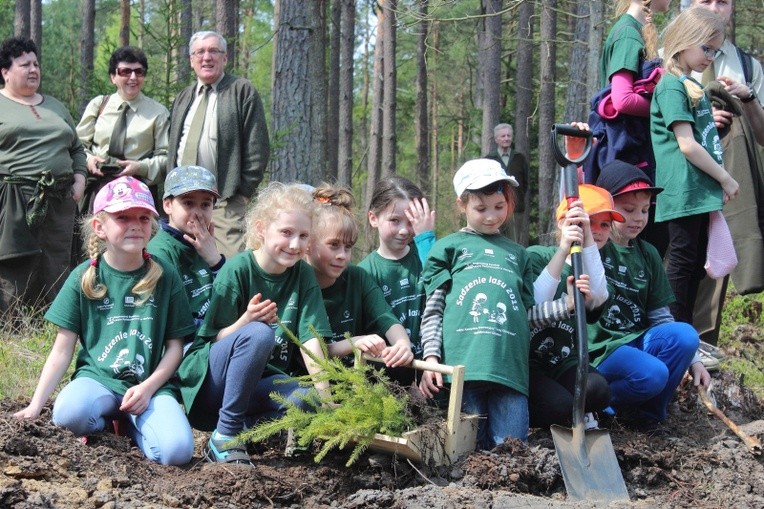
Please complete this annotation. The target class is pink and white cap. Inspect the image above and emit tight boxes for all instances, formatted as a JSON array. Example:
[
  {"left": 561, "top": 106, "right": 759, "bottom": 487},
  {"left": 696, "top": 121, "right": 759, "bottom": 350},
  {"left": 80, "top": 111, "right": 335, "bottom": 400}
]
[{"left": 93, "top": 176, "right": 158, "bottom": 216}]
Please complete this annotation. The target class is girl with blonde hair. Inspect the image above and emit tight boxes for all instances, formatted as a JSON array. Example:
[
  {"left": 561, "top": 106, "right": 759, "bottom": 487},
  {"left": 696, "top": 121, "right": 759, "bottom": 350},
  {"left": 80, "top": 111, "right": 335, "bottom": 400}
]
[
  {"left": 651, "top": 7, "right": 739, "bottom": 323},
  {"left": 15, "top": 176, "right": 196, "bottom": 466}
]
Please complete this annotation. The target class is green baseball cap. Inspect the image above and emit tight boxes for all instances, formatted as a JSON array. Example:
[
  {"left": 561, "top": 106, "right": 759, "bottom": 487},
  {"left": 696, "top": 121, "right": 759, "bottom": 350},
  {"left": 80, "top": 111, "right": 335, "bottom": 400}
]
[{"left": 163, "top": 165, "right": 220, "bottom": 199}]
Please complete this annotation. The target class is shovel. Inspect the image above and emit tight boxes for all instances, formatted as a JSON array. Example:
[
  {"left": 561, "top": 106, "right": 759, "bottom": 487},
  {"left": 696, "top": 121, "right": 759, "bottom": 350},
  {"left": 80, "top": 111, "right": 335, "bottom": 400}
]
[{"left": 548, "top": 124, "right": 629, "bottom": 502}]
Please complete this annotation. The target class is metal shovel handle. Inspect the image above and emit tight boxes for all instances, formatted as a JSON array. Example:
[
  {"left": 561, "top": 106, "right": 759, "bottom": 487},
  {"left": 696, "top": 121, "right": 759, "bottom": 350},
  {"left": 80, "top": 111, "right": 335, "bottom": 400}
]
[{"left": 550, "top": 123, "right": 593, "bottom": 167}]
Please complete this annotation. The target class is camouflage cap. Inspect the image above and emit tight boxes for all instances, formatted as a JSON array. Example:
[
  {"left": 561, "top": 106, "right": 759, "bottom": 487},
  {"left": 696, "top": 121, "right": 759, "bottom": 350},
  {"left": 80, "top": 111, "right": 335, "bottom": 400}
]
[{"left": 163, "top": 165, "right": 220, "bottom": 199}]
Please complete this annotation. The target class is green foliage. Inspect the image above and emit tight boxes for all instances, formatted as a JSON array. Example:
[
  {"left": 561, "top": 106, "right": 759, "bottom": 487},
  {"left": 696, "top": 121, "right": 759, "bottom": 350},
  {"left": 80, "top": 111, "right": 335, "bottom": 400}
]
[
  {"left": 0, "top": 307, "right": 64, "bottom": 401},
  {"left": 241, "top": 324, "right": 413, "bottom": 467},
  {"left": 718, "top": 288, "right": 764, "bottom": 397}
]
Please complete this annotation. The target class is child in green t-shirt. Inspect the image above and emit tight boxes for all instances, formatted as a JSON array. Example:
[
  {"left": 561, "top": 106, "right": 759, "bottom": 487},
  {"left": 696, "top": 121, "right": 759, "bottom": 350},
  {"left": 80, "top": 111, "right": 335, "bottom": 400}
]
[
  {"left": 358, "top": 176, "right": 436, "bottom": 360},
  {"left": 15, "top": 176, "right": 196, "bottom": 466},
  {"left": 651, "top": 8, "right": 739, "bottom": 323},
  {"left": 305, "top": 182, "right": 414, "bottom": 371},
  {"left": 149, "top": 165, "right": 275, "bottom": 467},
  {"left": 196, "top": 181, "right": 334, "bottom": 463}
]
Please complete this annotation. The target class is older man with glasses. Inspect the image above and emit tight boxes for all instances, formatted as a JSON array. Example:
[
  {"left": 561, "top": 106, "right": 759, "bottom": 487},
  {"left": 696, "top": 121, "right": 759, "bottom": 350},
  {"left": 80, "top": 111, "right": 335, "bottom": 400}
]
[
  {"left": 168, "top": 31, "right": 270, "bottom": 259},
  {"left": 76, "top": 46, "right": 169, "bottom": 217}
]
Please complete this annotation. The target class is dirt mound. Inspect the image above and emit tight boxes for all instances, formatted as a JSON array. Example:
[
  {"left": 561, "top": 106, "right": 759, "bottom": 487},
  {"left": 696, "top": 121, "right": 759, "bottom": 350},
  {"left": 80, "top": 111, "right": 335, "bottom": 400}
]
[{"left": 2, "top": 372, "right": 764, "bottom": 508}]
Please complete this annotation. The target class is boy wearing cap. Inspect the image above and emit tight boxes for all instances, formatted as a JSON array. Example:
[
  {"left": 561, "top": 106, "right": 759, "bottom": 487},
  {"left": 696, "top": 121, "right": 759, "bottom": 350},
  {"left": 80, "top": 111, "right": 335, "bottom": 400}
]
[
  {"left": 592, "top": 160, "right": 709, "bottom": 431},
  {"left": 149, "top": 166, "right": 275, "bottom": 466},
  {"left": 526, "top": 184, "right": 620, "bottom": 429},
  {"left": 418, "top": 159, "right": 535, "bottom": 448}
]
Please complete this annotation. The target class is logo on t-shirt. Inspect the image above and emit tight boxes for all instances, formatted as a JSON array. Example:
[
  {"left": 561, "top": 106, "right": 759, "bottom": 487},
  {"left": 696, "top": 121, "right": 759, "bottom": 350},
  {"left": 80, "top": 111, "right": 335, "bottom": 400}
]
[
  {"left": 484, "top": 248, "right": 494, "bottom": 256},
  {"left": 399, "top": 278, "right": 410, "bottom": 289},
  {"left": 124, "top": 296, "right": 135, "bottom": 307},
  {"left": 381, "top": 284, "right": 391, "bottom": 296},
  {"left": 97, "top": 297, "right": 114, "bottom": 311},
  {"left": 458, "top": 248, "right": 472, "bottom": 261}
]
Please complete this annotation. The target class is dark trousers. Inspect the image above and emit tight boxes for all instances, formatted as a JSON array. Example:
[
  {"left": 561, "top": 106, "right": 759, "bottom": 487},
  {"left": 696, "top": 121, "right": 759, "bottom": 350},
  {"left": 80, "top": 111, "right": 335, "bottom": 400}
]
[
  {"left": 666, "top": 213, "right": 710, "bottom": 323},
  {"left": 528, "top": 365, "right": 611, "bottom": 428}
]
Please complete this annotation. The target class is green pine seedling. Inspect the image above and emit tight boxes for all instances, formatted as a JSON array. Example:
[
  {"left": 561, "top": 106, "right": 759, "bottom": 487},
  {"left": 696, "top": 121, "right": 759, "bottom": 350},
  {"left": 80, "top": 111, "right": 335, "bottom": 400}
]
[{"left": 240, "top": 320, "right": 413, "bottom": 466}]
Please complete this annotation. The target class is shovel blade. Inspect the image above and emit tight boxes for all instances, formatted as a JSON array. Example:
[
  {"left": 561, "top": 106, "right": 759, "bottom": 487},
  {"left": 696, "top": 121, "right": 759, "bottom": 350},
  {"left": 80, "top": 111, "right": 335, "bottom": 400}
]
[{"left": 551, "top": 425, "right": 629, "bottom": 502}]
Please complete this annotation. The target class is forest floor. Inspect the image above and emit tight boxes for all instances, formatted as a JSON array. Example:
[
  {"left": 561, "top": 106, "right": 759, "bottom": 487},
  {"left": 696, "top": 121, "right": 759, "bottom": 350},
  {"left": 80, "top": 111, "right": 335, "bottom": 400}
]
[{"left": 2, "top": 363, "right": 764, "bottom": 509}]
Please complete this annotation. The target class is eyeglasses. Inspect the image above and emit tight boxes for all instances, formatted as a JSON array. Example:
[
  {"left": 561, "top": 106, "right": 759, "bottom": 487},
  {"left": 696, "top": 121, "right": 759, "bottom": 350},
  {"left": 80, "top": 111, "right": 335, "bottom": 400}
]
[
  {"left": 701, "top": 45, "right": 721, "bottom": 60},
  {"left": 116, "top": 67, "right": 146, "bottom": 78},
  {"left": 191, "top": 48, "right": 225, "bottom": 59}
]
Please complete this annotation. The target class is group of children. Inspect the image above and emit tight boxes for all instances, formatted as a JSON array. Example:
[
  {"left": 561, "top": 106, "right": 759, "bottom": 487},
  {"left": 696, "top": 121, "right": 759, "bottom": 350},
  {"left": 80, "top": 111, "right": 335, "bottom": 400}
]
[{"left": 14, "top": 3, "right": 729, "bottom": 465}]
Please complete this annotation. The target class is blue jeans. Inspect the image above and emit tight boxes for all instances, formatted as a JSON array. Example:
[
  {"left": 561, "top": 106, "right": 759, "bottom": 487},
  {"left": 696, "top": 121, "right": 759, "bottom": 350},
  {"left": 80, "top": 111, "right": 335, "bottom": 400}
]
[
  {"left": 462, "top": 381, "right": 528, "bottom": 449},
  {"left": 596, "top": 321, "right": 698, "bottom": 422},
  {"left": 191, "top": 321, "right": 276, "bottom": 436},
  {"left": 52, "top": 376, "right": 194, "bottom": 466}
]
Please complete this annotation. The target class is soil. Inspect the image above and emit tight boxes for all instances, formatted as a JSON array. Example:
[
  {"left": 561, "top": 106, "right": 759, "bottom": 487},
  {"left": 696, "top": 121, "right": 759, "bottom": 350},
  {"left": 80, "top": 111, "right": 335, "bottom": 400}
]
[{"left": 2, "top": 369, "right": 764, "bottom": 509}]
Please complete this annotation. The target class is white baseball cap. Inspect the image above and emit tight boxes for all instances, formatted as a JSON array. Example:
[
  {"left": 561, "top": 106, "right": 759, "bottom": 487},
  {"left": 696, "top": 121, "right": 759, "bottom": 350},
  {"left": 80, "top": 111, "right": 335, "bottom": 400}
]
[{"left": 453, "top": 159, "right": 518, "bottom": 197}]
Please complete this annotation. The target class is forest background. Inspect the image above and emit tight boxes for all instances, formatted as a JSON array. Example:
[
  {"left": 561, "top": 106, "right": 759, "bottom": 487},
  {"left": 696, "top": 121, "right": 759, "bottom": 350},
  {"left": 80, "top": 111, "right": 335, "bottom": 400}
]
[{"left": 4, "top": 0, "right": 764, "bottom": 252}]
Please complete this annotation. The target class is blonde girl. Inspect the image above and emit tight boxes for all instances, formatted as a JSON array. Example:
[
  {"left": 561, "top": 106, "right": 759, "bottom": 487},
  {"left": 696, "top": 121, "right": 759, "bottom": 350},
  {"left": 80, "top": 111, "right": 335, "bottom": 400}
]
[
  {"left": 651, "top": 7, "right": 739, "bottom": 323},
  {"left": 306, "top": 183, "right": 414, "bottom": 373},
  {"left": 358, "top": 176, "right": 436, "bottom": 360},
  {"left": 14, "top": 177, "right": 196, "bottom": 466},
  {"left": 197, "top": 182, "right": 333, "bottom": 460}
]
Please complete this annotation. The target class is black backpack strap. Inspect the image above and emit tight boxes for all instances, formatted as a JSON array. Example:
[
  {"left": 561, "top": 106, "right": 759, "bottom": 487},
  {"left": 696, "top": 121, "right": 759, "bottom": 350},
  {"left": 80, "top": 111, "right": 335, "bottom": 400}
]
[{"left": 736, "top": 46, "right": 753, "bottom": 85}]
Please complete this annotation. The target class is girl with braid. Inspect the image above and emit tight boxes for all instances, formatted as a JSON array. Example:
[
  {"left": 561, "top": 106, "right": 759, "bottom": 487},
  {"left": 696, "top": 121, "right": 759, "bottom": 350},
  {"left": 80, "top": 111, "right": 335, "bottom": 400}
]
[{"left": 15, "top": 177, "right": 196, "bottom": 466}]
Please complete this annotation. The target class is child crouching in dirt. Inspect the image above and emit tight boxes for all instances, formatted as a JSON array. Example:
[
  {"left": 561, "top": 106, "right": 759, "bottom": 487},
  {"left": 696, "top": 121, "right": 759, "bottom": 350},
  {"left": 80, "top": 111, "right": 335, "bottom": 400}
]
[
  {"left": 15, "top": 177, "right": 196, "bottom": 466},
  {"left": 418, "top": 159, "right": 591, "bottom": 449},
  {"left": 592, "top": 161, "right": 711, "bottom": 432}
]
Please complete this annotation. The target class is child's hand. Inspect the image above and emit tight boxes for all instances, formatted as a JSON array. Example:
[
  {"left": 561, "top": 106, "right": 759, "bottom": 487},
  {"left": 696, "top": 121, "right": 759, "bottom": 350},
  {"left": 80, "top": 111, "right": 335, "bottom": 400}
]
[
  {"left": 418, "top": 356, "right": 443, "bottom": 398},
  {"left": 14, "top": 404, "right": 42, "bottom": 420},
  {"left": 721, "top": 175, "right": 740, "bottom": 203},
  {"left": 690, "top": 361, "right": 712, "bottom": 387},
  {"left": 183, "top": 212, "right": 222, "bottom": 267},
  {"left": 381, "top": 342, "right": 414, "bottom": 368},
  {"left": 353, "top": 334, "right": 387, "bottom": 358},
  {"left": 120, "top": 384, "right": 151, "bottom": 415},
  {"left": 245, "top": 293, "right": 278, "bottom": 324},
  {"left": 564, "top": 122, "right": 590, "bottom": 160},
  {"left": 405, "top": 197, "right": 435, "bottom": 236},
  {"left": 559, "top": 202, "right": 586, "bottom": 251},
  {"left": 565, "top": 274, "right": 591, "bottom": 311}
]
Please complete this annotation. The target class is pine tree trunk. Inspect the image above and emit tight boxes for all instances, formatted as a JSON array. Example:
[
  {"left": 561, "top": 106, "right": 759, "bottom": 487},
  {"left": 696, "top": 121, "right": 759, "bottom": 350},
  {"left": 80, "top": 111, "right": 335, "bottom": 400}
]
[
  {"left": 415, "top": 0, "right": 430, "bottom": 195},
  {"left": 14, "top": 0, "right": 30, "bottom": 39},
  {"left": 337, "top": 0, "right": 356, "bottom": 187},
  {"left": 327, "top": 0, "right": 342, "bottom": 182},
  {"left": 538, "top": 0, "right": 557, "bottom": 244},
  {"left": 479, "top": 0, "right": 503, "bottom": 156},
  {"left": 217, "top": 0, "right": 239, "bottom": 70},
  {"left": 119, "top": 0, "right": 130, "bottom": 47},
  {"left": 30, "top": 0, "right": 41, "bottom": 57},
  {"left": 513, "top": 0, "right": 534, "bottom": 244},
  {"left": 381, "top": 0, "right": 397, "bottom": 177},
  {"left": 364, "top": 6, "right": 384, "bottom": 212},
  {"left": 564, "top": 0, "right": 589, "bottom": 123},
  {"left": 587, "top": 0, "right": 604, "bottom": 99},
  {"left": 429, "top": 19, "right": 440, "bottom": 212},
  {"left": 79, "top": 0, "right": 96, "bottom": 116},
  {"left": 271, "top": 0, "right": 326, "bottom": 183}
]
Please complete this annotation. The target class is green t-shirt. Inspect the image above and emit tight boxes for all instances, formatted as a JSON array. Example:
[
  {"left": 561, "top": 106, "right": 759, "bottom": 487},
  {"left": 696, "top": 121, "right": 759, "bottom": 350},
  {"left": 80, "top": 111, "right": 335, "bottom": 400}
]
[
  {"left": 587, "top": 239, "right": 675, "bottom": 366},
  {"left": 197, "top": 252, "right": 332, "bottom": 376},
  {"left": 44, "top": 258, "right": 195, "bottom": 397},
  {"left": 651, "top": 73, "right": 724, "bottom": 222},
  {"left": 358, "top": 245, "right": 424, "bottom": 358},
  {"left": 526, "top": 245, "right": 581, "bottom": 378},
  {"left": 421, "top": 231, "right": 535, "bottom": 395},
  {"left": 147, "top": 225, "right": 214, "bottom": 324},
  {"left": 600, "top": 14, "right": 644, "bottom": 87},
  {"left": 321, "top": 264, "right": 400, "bottom": 344}
]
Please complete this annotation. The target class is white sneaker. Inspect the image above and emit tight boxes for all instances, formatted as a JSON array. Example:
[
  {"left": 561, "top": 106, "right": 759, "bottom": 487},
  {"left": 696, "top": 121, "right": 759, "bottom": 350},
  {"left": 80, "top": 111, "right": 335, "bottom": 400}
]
[{"left": 584, "top": 412, "right": 598, "bottom": 430}]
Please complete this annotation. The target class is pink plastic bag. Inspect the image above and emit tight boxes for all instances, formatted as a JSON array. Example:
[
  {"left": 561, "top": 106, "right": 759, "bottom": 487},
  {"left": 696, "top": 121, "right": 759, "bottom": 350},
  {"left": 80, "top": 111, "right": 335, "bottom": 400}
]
[{"left": 705, "top": 210, "right": 737, "bottom": 279}]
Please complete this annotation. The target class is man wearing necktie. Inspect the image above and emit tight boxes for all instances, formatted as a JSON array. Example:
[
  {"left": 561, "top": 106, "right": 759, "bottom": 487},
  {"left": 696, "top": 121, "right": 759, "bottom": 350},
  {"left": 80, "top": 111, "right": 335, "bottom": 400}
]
[
  {"left": 689, "top": 0, "right": 764, "bottom": 351},
  {"left": 168, "top": 31, "right": 270, "bottom": 259},
  {"left": 484, "top": 123, "right": 530, "bottom": 245}
]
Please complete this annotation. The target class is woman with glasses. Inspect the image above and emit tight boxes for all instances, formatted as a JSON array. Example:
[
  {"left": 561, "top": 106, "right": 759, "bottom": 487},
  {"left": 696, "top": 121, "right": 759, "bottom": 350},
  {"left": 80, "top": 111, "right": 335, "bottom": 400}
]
[
  {"left": 76, "top": 46, "right": 169, "bottom": 217},
  {"left": 0, "top": 37, "right": 87, "bottom": 312}
]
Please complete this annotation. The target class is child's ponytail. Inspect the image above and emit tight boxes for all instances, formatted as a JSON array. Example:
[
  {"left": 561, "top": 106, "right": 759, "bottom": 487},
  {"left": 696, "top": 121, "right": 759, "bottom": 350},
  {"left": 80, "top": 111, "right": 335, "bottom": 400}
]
[
  {"left": 640, "top": 0, "right": 658, "bottom": 60},
  {"left": 132, "top": 249, "right": 163, "bottom": 306}
]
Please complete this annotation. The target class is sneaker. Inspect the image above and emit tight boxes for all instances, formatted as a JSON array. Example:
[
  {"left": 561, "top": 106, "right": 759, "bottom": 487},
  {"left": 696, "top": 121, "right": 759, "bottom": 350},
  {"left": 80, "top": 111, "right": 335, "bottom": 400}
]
[
  {"left": 699, "top": 340, "right": 725, "bottom": 360},
  {"left": 204, "top": 430, "right": 254, "bottom": 466},
  {"left": 698, "top": 349, "right": 721, "bottom": 371},
  {"left": 584, "top": 412, "right": 599, "bottom": 431}
]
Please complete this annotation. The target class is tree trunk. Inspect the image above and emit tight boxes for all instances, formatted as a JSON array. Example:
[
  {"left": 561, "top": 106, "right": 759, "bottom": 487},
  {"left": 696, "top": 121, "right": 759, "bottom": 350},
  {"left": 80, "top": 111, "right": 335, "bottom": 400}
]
[
  {"left": 364, "top": 6, "right": 384, "bottom": 213},
  {"left": 119, "top": 0, "right": 130, "bottom": 47},
  {"left": 14, "top": 0, "right": 30, "bottom": 39},
  {"left": 563, "top": 0, "right": 589, "bottom": 123},
  {"left": 381, "top": 0, "right": 397, "bottom": 177},
  {"left": 587, "top": 0, "right": 604, "bottom": 99},
  {"left": 217, "top": 0, "right": 239, "bottom": 70},
  {"left": 429, "top": 19, "right": 440, "bottom": 212},
  {"left": 337, "top": 0, "right": 356, "bottom": 188},
  {"left": 513, "top": 0, "right": 534, "bottom": 244},
  {"left": 139, "top": 0, "right": 146, "bottom": 47},
  {"left": 179, "top": 0, "right": 192, "bottom": 85},
  {"left": 479, "top": 0, "right": 503, "bottom": 156},
  {"left": 415, "top": 0, "right": 430, "bottom": 195},
  {"left": 537, "top": 0, "right": 557, "bottom": 243},
  {"left": 271, "top": 0, "right": 326, "bottom": 183},
  {"left": 30, "top": 0, "right": 41, "bottom": 60},
  {"left": 327, "top": 0, "right": 342, "bottom": 182},
  {"left": 79, "top": 0, "right": 96, "bottom": 116}
]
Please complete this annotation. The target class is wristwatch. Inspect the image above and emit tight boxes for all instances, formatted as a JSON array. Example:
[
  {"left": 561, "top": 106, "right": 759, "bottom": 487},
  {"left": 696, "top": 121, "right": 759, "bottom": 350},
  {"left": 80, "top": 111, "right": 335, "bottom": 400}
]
[{"left": 741, "top": 86, "right": 757, "bottom": 103}]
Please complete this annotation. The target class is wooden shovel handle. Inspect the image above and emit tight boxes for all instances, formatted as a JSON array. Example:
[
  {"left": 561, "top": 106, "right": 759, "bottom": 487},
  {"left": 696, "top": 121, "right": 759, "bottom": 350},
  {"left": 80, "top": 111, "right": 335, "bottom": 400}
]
[{"left": 698, "top": 386, "right": 762, "bottom": 456}]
